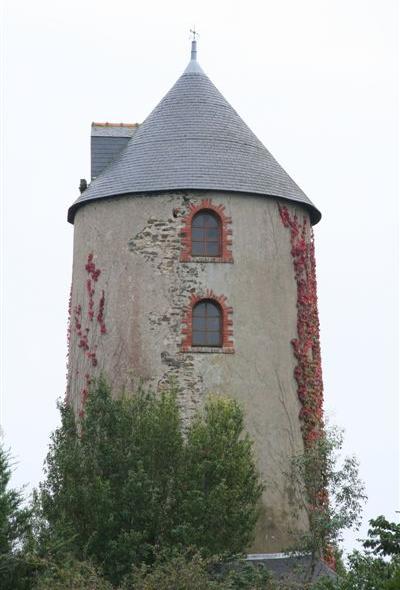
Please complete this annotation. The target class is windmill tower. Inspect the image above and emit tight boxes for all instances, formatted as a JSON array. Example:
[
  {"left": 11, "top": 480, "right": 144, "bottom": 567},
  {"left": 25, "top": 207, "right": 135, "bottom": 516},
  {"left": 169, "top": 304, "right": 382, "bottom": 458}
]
[{"left": 67, "top": 37, "right": 324, "bottom": 553}]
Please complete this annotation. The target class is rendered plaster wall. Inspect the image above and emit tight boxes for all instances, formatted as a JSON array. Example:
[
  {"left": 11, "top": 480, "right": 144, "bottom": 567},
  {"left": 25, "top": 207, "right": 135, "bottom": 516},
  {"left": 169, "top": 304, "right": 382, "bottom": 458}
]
[{"left": 67, "top": 190, "right": 310, "bottom": 552}]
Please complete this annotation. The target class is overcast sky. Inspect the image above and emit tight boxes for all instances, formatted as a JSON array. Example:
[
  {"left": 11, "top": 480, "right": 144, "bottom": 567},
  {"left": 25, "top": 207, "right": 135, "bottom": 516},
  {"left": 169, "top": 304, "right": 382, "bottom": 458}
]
[{"left": 2, "top": 0, "right": 398, "bottom": 554}]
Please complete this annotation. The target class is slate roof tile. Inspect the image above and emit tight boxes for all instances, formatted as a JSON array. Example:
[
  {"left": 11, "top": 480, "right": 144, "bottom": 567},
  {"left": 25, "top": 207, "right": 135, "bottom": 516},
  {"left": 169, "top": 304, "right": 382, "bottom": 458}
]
[{"left": 68, "top": 52, "right": 321, "bottom": 224}]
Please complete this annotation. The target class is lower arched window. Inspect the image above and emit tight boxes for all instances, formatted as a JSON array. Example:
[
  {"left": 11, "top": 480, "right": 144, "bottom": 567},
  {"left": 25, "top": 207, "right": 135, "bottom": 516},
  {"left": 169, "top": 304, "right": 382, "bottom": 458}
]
[{"left": 192, "top": 300, "right": 222, "bottom": 347}]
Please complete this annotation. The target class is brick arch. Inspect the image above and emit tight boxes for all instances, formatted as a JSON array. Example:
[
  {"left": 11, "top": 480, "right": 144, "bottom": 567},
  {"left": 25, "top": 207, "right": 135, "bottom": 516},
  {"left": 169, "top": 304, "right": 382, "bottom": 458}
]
[
  {"left": 181, "top": 290, "right": 234, "bottom": 353},
  {"left": 180, "top": 198, "right": 233, "bottom": 263}
]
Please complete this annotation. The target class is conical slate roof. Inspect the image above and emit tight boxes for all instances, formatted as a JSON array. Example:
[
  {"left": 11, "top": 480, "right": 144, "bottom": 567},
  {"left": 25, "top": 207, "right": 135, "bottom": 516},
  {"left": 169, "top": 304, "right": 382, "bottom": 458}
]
[{"left": 68, "top": 44, "right": 321, "bottom": 224}]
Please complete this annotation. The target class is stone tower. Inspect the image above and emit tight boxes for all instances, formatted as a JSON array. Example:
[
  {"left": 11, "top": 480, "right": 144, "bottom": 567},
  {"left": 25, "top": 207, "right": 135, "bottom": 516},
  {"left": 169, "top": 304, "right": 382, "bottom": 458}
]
[{"left": 67, "top": 40, "right": 324, "bottom": 554}]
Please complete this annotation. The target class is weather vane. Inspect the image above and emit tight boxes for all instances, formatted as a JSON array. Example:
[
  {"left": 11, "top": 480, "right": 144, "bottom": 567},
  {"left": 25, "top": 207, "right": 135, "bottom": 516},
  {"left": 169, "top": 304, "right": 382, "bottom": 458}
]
[{"left": 190, "top": 26, "right": 198, "bottom": 41}]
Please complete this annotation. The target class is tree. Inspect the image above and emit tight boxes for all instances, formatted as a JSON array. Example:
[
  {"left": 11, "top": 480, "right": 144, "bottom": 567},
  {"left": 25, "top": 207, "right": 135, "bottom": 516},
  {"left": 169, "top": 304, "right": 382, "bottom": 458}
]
[
  {"left": 363, "top": 515, "right": 400, "bottom": 558},
  {"left": 36, "top": 379, "right": 262, "bottom": 584},
  {"left": 311, "top": 516, "right": 400, "bottom": 590},
  {"left": 175, "top": 395, "right": 262, "bottom": 556},
  {"left": 0, "top": 444, "right": 32, "bottom": 590},
  {"left": 289, "top": 426, "right": 367, "bottom": 578}
]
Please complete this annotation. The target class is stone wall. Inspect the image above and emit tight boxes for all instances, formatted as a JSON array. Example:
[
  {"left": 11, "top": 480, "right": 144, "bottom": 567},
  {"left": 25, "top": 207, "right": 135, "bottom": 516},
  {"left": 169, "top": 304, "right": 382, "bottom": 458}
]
[{"left": 67, "top": 190, "right": 310, "bottom": 552}]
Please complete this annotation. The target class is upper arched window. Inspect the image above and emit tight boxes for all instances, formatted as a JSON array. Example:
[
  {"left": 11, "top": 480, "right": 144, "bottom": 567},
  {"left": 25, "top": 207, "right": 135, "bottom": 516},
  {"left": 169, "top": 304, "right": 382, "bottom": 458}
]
[
  {"left": 192, "top": 300, "right": 222, "bottom": 347},
  {"left": 191, "top": 211, "right": 221, "bottom": 257}
]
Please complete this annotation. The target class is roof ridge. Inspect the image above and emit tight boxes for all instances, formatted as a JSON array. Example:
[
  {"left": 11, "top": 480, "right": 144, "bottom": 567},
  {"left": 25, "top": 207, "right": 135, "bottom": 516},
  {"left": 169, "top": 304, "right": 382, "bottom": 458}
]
[{"left": 92, "top": 122, "right": 139, "bottom": 128}]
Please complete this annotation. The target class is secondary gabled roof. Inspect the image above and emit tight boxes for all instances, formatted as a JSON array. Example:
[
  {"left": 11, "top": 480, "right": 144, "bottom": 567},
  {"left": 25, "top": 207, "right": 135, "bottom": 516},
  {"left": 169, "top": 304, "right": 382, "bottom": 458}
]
[{"left": 68, "top": 41, "right": 320, "bottom": 224}]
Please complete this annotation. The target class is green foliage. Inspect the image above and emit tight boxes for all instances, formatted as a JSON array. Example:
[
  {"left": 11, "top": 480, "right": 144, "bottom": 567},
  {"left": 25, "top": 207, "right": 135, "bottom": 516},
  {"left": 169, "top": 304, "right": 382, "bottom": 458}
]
[
  {"left": 176, "top": 395, "right": 263, "bottom": 555},
  {"left": 223, "top": 561, "right": 274, "bottom": 589},
  {"left": 120, "top": 552, "right": 219, "bottom": 590},
  {"left": 310, "top": 516, "right": 400, "bottom": 590},
  {"left": 36, "top": 379, "right": 262, "bottom": 584},
  {"left": 0, "top": 444, "right": 32, "bottom": 590},
  {"left": 289, "top": 426, "right": 366, "bottom": 572},
  {"left": 363, "top": 515, "right": 400, "bottom": 557},
  {"left": 33, "top": 556, "right": 112, "bottom": 589},
  {"left": 120, "top": 552, "right": 273, "bottom": 590}
]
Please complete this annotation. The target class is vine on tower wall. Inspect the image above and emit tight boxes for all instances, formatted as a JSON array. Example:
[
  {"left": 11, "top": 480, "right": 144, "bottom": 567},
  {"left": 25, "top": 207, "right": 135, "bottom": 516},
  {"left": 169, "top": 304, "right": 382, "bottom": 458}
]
[
  {"left": 67, "top": 253, "right": 107, "bottom": 417},
  {"left": 279, "top": 205, "right": 335, "bottom": 569},
  {"left": 278, "top": 205, "right": 324, "bottom": 445}
]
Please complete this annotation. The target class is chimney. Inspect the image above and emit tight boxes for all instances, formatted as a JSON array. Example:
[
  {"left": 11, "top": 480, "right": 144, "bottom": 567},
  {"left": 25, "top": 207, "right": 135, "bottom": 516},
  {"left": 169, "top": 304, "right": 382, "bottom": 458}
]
[{"left": 90, "top": 122, "right": 139, "bottom": 180}]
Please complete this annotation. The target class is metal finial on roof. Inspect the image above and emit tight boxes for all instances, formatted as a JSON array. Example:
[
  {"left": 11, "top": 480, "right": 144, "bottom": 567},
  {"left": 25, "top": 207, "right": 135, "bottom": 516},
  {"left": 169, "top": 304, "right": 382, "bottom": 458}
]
[{"left": 190, "top": 27, "right": 198, "bottom": 60}]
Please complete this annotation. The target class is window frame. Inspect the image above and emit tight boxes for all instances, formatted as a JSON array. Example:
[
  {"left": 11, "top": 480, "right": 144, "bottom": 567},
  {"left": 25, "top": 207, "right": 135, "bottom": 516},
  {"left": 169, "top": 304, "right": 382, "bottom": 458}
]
[
  {"left": 191, "top": 299, "right": 223, "bottom": 347},
  {"left": 181, "top": 291, "right": 234, "bottom": 354},
  {"left": 191, "top": 210, "right": 222, "bottom": 258},
  {"left": 180, "top": 198, "right": 233, "bottom": 263}
]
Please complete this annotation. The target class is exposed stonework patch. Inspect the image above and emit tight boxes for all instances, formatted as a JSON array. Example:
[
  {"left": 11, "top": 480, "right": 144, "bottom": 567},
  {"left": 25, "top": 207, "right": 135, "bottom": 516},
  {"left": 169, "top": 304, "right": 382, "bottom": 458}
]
[{"left": 127, "top": 196, "right": 212, "bottom": 422}]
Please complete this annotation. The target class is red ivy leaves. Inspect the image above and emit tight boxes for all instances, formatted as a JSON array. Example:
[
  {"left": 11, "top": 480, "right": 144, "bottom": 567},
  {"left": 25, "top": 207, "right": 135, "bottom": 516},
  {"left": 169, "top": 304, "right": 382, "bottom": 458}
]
[
  {"left": 87, "top": 279, "right": 95, "bottom": 321},
  {"left": 279, "top": 204, "right": 334, "bottom": 568},
  {"left": 69, "top": 253, "right": 107, "bottom": 417},
  {"left": 278, "top": 205, "right": 324, "bottom": 446},
  {"left": 85, "top": 253, "right": 101, "bottom": 282},
  {"left": 97, "top": 290, "right": 106, "bottom": 334}
]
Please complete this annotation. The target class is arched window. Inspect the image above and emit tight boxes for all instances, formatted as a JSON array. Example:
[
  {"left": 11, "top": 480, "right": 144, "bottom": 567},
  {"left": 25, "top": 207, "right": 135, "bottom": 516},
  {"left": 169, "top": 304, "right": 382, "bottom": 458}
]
[
  {"left": 191, "top": 211, "right": 221, "bottom": 257},
  {"left": 192, "top": 300, "right": 222, "bottom": 347}
]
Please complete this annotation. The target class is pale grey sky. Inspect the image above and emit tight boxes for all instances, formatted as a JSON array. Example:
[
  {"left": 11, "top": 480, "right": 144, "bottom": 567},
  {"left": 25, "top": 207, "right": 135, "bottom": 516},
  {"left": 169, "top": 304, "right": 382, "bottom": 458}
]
[{"left": 2, "top": 0, "right": 399, "bottom": 553}]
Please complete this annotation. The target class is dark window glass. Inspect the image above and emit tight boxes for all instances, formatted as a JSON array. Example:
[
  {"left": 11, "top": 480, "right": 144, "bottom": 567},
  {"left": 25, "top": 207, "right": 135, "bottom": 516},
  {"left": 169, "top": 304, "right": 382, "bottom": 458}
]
[
  {"left": 191, "top": 242, "right": 204, "bottom": 256},
  {"left": 206, "top": 242, "right": 219, "bottom": 256},
  {"left": 192, "top": 300, "right": 222, "bottom": 347},
  {"left": 207, "top": 332, "right": 221, "bottom": 346},
  {"left": 192, "top": 228, "right": 204, "bottom": 240},
  {"left": 207, "top": 228, "right": 219, "bottom": 240},
  {"left": 191, "top": 211, "right": 221, "bottom": 257}
]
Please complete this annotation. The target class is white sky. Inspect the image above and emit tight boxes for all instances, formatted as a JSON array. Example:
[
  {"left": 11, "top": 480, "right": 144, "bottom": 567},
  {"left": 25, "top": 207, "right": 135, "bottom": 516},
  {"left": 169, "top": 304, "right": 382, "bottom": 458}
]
[{"left": 2, "top": 0, "right": 399, "bottom": 554}]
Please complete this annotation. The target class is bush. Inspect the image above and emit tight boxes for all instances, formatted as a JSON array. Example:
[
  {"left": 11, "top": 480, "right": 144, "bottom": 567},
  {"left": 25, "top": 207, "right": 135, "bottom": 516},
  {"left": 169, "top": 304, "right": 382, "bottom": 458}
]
[
  {"left": 34, "top": 557, "right": 112, "bottom": 590},
  {"left": 36, "top": 379, "right": 262, "bottom": 584},
  {"left": 120, "top": 553, "right": 218, "bottom": 590},
  {"left": 121, "top": 552, "right": 274, "bottom": 590}
]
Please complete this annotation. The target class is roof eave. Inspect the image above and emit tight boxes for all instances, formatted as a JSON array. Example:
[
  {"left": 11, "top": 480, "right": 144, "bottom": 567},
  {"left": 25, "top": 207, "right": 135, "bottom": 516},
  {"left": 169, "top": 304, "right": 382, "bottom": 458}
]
[{"left": 67, "top": 189, "right": 321, "bottom": 225}]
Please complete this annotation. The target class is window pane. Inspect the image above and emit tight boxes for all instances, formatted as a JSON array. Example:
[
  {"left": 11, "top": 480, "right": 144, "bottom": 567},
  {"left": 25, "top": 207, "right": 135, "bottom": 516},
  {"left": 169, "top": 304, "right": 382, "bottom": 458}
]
[
  {"left": 192, "top": 242, "right": 206, "bottom": 256},
  {"left": 192, "top": 214, "right": 204, "bottom": 228},
  {"left": 207, "top": 332, "right": 221, "bottom": 346},
  {"left": 193, "top": 302, "right": 207, "bottom": 317},
  {"left": 206, "top": 317, "right": 221, "bottom": 330},
  {"left": 206, "top": 242, "right": 220, "bottom": 256},
  {"left": 192, "top": 228, "right": 204, "bottom": 240},
  {"left": 204, "top": 214, "right": 218, "bottom": 227},
  {"left": 205, "top": 302, "right": 220, "bottom": 316},
  {"left": 206, "top": 228, "right": 220, "bottom": 240},
  {"left": 193, "top": 317, "right": 206, "bottom": 330},
  {"left": 192, "top": 331, "right": 207, "bottom": 346}
]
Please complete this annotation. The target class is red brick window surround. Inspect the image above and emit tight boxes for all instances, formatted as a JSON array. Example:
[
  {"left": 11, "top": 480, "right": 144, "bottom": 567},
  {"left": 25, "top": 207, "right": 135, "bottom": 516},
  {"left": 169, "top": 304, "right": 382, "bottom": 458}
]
[
  {"left": 180, "top": 199, "right": 233, "bottom": 263},
  {"left": 181, "top": 290, "right": 234, "bottom": 353}
]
